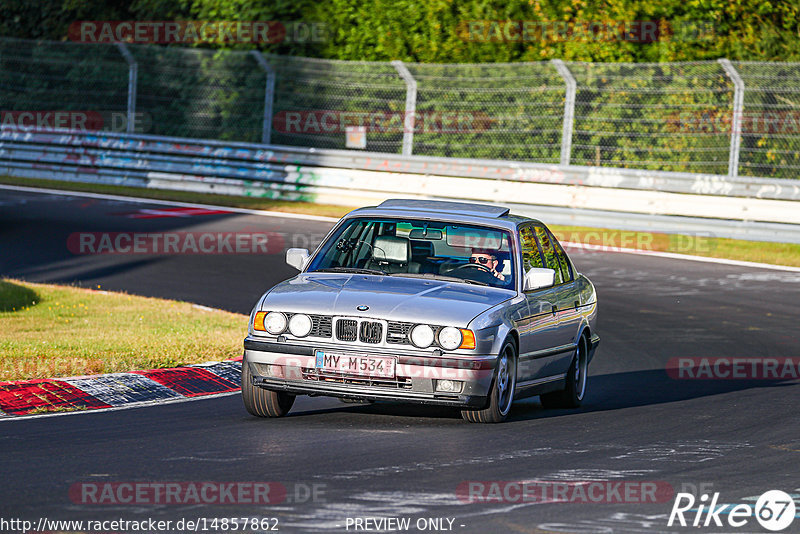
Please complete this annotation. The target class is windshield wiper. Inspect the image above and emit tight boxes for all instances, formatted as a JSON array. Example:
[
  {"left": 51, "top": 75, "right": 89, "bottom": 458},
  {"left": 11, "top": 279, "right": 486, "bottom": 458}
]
[
  {"left": 314, "top": 267, "right": 387, "bottom": 275},
  {"left": 457, "top": 278, "right": 490, "bottom": 286},
  {"left": 391, "top": 273, "right": 489, "bottom": 286}
]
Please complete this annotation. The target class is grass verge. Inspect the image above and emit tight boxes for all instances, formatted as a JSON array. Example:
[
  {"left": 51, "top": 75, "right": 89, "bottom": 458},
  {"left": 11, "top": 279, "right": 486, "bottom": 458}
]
[
  {"left": 550, "top": 226, "right": 800, "bottom": 268},
  {"left": 0, "top": 279, "right": 247, "bottom": 382},
  {"left": 2, "top": 175, "right": 799, "bottom": 267}
]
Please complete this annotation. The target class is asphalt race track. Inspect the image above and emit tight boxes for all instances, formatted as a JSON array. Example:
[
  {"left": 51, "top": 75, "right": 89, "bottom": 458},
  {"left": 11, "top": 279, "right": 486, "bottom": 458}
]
[{"left": 1, "top": 187, "right": 799, "bottom": 533}]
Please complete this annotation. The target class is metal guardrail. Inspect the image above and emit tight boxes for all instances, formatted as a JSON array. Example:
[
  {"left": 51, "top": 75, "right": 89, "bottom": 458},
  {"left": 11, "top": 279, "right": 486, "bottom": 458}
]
[{"left": 1, "top": 128, "right": 799, "bottom": 243}]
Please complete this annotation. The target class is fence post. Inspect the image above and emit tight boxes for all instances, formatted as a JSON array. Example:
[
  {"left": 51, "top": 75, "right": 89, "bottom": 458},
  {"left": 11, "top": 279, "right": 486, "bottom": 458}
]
[
  {"left": 391, "top": 60, "right": 417, "bottom": 156},
  {"left": 115, "top": 43, "right": 137, "bottom": 134},
  {"left": 551, "top": 59, "right": 576, "bottom": 166},
  {"left": 718, "top": 59, "right": 744, "bottom": 178},
  {"left": 251, "top": 51, "right": 276, "bottom": 145}
]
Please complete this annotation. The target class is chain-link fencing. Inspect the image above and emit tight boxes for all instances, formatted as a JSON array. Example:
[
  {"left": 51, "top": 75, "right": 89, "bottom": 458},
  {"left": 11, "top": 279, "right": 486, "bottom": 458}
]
[
  {"left": 1, "top": 37, "right": 799, "bottom": 179},
  {"left": 734, "top": 61, "right": 800, "bottom": 178},
  {"left": 570, "top": 61, "right": 734, "bottom": 176}
]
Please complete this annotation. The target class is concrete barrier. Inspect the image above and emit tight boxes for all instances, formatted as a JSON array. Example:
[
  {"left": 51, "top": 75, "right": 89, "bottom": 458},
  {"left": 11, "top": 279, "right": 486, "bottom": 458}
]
[{"left": 2, "top": 127, "right": 799, "bottom": 243}]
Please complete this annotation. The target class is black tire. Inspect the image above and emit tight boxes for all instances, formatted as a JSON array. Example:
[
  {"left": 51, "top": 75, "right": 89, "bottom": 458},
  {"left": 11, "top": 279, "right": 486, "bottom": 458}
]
[
  {"left": 461, "top": 338, "right": 517, "bottom": 423},
  {"left": 540, "top": 335, "right": 588, "bottom": 409},
  {"left": 241, "top": 356, "right": 295, "bottom": 417}
]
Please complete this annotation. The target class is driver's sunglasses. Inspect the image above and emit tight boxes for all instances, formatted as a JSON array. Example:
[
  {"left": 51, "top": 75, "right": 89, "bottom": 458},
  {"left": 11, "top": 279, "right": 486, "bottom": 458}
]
[{"left": 469, "top": 256, "right": 494, "bottom": 265}]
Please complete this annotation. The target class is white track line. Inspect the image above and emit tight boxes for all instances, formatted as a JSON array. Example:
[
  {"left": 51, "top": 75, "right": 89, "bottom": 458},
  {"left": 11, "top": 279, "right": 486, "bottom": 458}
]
[
  {"left": 0, "top": 184, "right": 340, "bottom": 222},
  {"left": 5, "top": 183, "right": 799, "bottom": 272}
]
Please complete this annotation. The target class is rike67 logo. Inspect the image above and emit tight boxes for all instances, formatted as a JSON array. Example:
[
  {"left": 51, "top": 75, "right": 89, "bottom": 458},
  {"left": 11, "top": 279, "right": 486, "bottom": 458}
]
[{"left": 668, "top": 490, "right": 796, "bottom": 531}]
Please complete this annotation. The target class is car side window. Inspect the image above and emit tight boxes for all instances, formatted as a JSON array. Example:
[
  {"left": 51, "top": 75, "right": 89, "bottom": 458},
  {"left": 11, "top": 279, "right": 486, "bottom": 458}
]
[
  {"left": 550, "top": 232, "right": 573, "bottom": 283},
  {"left": 519, "top": 225, "right": 545, "bottom": 273},
  {"left": 533, "top": 225, "right": 564, "bottom": 285}
]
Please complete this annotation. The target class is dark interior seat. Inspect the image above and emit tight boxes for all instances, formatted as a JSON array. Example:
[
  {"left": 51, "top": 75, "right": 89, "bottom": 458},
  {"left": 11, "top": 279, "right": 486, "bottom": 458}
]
[
  {"left": 410, "top": 239, "right": 435, "bottom": 260},
  {"left": 410, "top": 239, "right": 435, "bottom": 273}
]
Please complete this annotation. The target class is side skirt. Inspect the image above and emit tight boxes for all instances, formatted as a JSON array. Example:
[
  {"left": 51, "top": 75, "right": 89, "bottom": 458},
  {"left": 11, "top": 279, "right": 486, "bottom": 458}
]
[{"left": 515, "top": 374, "right": 566, "bottom": 399}]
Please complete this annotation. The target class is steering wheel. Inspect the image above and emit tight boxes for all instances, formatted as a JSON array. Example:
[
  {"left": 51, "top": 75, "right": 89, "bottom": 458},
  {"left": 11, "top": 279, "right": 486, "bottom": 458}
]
[{"left": 452, "top": 262, "right": 492, "bottom": 273}]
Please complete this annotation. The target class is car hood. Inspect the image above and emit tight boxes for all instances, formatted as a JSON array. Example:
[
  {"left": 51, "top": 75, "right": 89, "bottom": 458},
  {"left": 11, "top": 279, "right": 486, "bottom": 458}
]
[{"left": 262, "top": 273, "right": 513, "bottom": 326}]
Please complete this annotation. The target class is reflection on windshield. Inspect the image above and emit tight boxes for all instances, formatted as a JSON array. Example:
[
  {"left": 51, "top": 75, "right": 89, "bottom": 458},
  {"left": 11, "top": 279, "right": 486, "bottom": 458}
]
[{"left": 306, "top": 217, "right": 515, "bottom": 289}]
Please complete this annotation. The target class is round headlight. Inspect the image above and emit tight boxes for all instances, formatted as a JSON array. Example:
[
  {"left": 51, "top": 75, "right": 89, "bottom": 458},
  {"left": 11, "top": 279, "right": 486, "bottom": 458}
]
[
  {"left": 410, "top": 324, "right": 434, "bottom": 348},
  {"left": 289, "top": 313, "right": 312, "bottom": 337},
  {"left": 264, "top": 312, "right": 287, "bottom": 335},
  {"left": 438, "top": 326, "right": 463, "bottom": 351}
]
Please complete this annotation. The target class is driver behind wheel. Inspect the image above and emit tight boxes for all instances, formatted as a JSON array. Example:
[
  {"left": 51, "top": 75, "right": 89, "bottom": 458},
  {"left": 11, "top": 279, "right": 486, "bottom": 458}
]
[{"left": 469, "top": 248, "right": 505, "bottom": 281}]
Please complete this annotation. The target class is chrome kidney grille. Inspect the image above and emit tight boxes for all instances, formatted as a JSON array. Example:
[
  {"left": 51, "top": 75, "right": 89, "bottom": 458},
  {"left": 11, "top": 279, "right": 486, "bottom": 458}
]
[
  {"left": 333, "top": 318, "right": 385, "bottom": 344},
  {"left": 335, "top": 319, "right": 358, "bottom": 341},
  {"left": 359, "top": 321, "right": 383, "bottom": 344}
]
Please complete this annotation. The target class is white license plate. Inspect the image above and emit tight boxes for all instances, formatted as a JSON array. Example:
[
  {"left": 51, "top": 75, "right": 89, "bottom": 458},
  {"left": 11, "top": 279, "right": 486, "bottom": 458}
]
[{"left": 314, "top": 350, "right": 396, "bottom": 378}]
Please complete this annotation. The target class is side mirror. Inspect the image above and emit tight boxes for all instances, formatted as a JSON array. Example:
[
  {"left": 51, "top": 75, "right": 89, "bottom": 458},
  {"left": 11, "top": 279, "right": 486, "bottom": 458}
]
[
  {"left": 286, "top": 248, "right": 310, "bottom": 271},
  {"left": 524, "top": 268, "right": 555, "bottom": 291}
]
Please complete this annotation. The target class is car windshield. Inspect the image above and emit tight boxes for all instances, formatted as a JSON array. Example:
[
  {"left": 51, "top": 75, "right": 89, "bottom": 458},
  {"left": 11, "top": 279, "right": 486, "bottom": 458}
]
[{"left": 307, "top": 217, "right": 515, "bottom": 288}]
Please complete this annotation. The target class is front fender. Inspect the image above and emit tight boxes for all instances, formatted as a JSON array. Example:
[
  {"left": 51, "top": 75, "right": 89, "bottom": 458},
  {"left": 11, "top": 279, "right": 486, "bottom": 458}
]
[{"left": 468, "top": 294, "right": 525, "bottom": 357}]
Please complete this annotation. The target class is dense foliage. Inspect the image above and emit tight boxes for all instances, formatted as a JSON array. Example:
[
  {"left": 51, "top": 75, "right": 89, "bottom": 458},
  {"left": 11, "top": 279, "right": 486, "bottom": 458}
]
[
  {"left": 2, "top": 1, "right": 799, "bottom": 177},
  {"left": 2, "top": 0, "right": 799, "bottom": 62}
]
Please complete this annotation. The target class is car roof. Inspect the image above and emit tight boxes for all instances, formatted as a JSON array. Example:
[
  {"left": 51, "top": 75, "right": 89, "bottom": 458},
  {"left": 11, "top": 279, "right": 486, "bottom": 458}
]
[
  {"left": 346, "top": 199, "right": 541, "bottom": 230},
  {"left": 377, "top": 199, "right": 510, "bottom": 217}
]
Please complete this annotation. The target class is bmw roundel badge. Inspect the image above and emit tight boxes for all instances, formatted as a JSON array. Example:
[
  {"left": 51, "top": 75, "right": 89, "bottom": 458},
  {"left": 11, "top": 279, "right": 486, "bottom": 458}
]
[{"left": 356, "top": 305, "right": 369, "bottom": 311}]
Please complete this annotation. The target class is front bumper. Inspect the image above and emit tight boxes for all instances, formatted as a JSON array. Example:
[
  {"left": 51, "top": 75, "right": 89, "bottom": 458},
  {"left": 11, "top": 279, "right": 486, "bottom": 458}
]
[{"left": 243, "top": 337, "right": 498, "bottom": 408}]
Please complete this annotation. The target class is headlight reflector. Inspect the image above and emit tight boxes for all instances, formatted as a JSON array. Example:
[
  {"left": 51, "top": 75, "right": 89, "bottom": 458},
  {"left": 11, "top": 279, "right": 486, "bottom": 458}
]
[
  {"left": 438, "top": 326, "right": 463, "bottom": 351},
  {"left": 410, "top": 324, "right": 434, "bottom": 348},
  {"left": 263, "top": 311, "right": 287, "bottom": 335},
  {"left": 288, "top": 313, "right": 312, "bottom": 337}
]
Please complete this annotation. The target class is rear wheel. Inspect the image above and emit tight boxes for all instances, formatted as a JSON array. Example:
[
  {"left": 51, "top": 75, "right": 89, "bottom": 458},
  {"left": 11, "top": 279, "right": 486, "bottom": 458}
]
[
  {"left": 540, "top": 336, "right": 588, "bottom": 409},
  {"left": 461, "top": 339, "right": 517, "bottom": 423},
  {"left": 242, "top": 356, "right": 295, "bottom": 417}
]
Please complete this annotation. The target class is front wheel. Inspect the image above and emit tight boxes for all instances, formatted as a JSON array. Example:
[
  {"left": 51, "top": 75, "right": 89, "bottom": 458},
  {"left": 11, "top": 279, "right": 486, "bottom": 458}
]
[
  {"left": 540, "top": 336, "right": 588, "bottom": 409},
  {"left": 242, "top": 356, "right": 295, "bottom": 417},
  {"left": 462, "top": 339, "right": 517, "bottom": 423}
]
